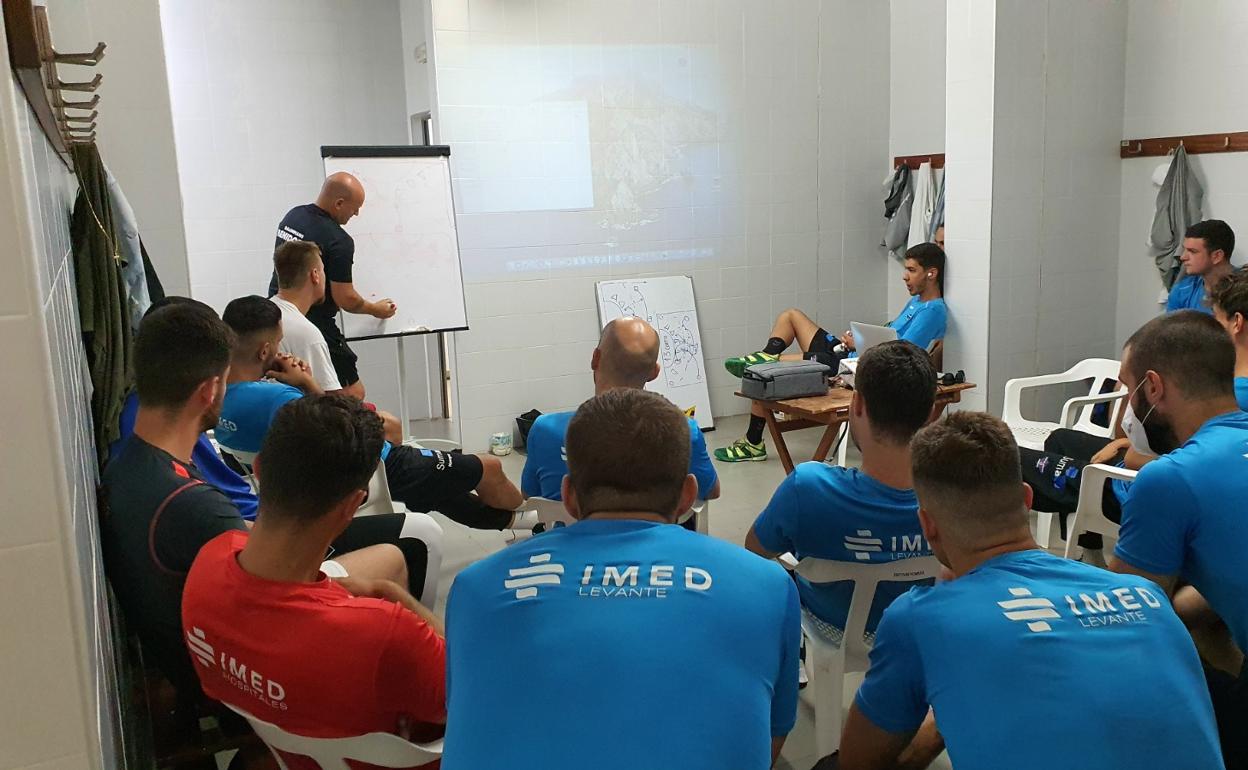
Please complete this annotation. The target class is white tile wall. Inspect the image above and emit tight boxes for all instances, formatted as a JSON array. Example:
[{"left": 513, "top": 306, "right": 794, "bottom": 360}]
[
  {"left": 160, "top": 0, "right": 444, "bottom": 421},
  {"left": 0, "top": 63, "right": 120, "bottom": 770},
  {"left": 1116, "top": 0, "right": 1248, "bottom": 345},
  {"left": 163, "top": 0, "right": 408, "bottom": 303},
  {"left": 997, "top": 0, "right": 1125, "bottom": 418},
  {"left": 942, "top": 0, "right": 995, "bottom": 413},
  {"left": 944, "top": 0, "right": 1126, "bottom": 417},
  {"left": 887, "top": 0, "right": 946, "bottom": 312},
  {"left": 432, "top": 0, "right": 890, "bottom": 448}
]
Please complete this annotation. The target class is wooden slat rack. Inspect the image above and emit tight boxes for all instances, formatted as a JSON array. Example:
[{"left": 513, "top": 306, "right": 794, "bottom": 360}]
[
  {"left": 1120, "top": 131, "right": 1248, "bottom": 159},
  {"left": 894, "top": 152, "right": 945, "bottom": 170},
  {"left": 2, "top": 0, "right": 105, "bottom": 168}
]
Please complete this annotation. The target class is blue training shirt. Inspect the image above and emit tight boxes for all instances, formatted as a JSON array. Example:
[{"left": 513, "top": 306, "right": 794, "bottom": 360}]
[
  {"left": 855, "top": 550, "right": 1222, "bottom": 770},
  {"left": 109, "top": 392, "right": 259, "bottom": 520},
  {"left": 832, "top": 296, "right": 947, "bottom": 355},
  {"left": 1115, "top": 410, "right": 1248, "bottom": 652},
  {"left": 521, "top": 410, "right": 718, "bottom": 501},
  {"left": 1108, "top": 388, "right": 1248, "bottom": 503},
  {"left": 218, "top": 380, "right": 393, "bottom": 460},
  {"left": 216, "top": 381, "right": 305, "bottom": 454},
  {"left": 752, "top": 462, "right": 930, "bottom": 631},
  {"left": 444, "top": 518, "right": 800, "bottom": 770},
  {"left": 889, "top": 296, "right": 947, "bottom": 351},
  {"left": 1166, "top": 274, "right": 1211, "bottom": 313}
]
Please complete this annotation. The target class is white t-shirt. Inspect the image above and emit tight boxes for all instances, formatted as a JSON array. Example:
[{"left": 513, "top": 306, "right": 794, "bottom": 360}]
[{"left": 270, "top": 296, "right": 342, "bottom": 392}]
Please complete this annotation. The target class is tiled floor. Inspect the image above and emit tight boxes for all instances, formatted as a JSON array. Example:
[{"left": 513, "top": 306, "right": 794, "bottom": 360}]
[{"left": 428, "top": 413, "right": 953, "bottom": 770}]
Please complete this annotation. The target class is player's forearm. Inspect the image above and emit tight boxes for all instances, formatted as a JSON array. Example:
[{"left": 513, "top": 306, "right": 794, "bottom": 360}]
[{"left": 337, "top": 290, "right": 370, "bottom": 314}]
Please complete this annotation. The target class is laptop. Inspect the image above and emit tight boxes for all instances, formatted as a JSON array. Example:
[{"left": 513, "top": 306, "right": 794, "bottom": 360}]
[{"left": 850, "top": 321, "right": 898, "bottom": 354}]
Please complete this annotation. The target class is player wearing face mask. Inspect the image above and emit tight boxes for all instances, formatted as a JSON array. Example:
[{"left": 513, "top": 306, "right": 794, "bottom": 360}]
[
  {"left": 1017, "top": 310, "right": 1246, "bottom": 561},
  {"left": 1107, "top": 311, "right": 1248, "bottom": 769}
]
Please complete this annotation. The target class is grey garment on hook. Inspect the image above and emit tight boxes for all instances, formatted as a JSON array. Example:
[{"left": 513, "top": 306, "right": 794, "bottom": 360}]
[
  {"left": 884, "top": 164, "right": 911, "bottom": 218},
  {"left": 104, "top": 164, "right": 151, "bottom": 330},
  {"left": 928, "top": 170, "right": 945, "bottom": 241},
  {"left": 882, "top": 166, "right": 915, "bottom": 259},
  {"left": 1148, "top": 144, "right": 1204, "bottom": 290}
]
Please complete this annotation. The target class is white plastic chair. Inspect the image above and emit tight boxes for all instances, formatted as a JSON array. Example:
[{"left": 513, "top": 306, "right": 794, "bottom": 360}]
[
  {"left": 682, "top": 499, "right": 709, "bottom": 534},
  {"left": 356, "top": 461, "right": 401, "bottom": 516},
  {"left": 1003, "top": 358, "right": 1125, "bottom": 547},
  {"left": 520, "top": 496, "right": 576, "bottom": 530},
  {"left": 1062, "top": 464, "right": 1135, "bottom": 560},
  {"left": 793, "top": 555, "right": 942, "bottom": 758},
  {"left": 218, "top": 446, "right": 260, "bottom": 492},
  {"left": 225, "top": 704, "right": 442, "bottom": 770},
  {"left": 1002, "top": 358, "right": 1126, "bottom": 450},
  {"left": 352, "top": 461, "right": 445, "bottom": 607}
]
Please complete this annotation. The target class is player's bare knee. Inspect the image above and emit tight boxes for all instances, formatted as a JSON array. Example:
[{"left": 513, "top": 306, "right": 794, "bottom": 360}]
[
  {"left": 471, "top": 452, "right": 498, "bottom": 476},
  {"left": 382, "top": 543, "right": 408, "bottom": 587}
]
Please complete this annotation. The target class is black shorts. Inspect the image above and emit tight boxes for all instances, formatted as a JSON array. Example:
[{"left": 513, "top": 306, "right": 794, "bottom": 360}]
[
  {"left": 805, "top": 327, "right": 846, "bottom": 369},
  {"left": 318, "top": 321, "right": 360, "bottom": 388},
  {"left": 384, "top": 448, "right": 483, "bottom": 507},
  {"left": 808, "top": 327, "right": 835, "bottom": 356},
  {"left": 383, "top": 449, "right": 516, "bottom": 530}
]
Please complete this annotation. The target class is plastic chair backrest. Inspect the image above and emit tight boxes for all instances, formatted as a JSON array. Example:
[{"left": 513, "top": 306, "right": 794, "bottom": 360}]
[
  {"left": 225, "top": 704, "right": 442, "bottom": 770},
  {"left": 682, "top": 499, "right": 709, "bottom": 534},
  {"left": 795, "top": 556, "right": 942, "bottom": 660},
  {"left": 1062, "top": 463, "right": 1135, "bottom": 559},
  {"left": 355, "top": 460, "right": 396, "bottom": 517},
  {"left": 1063, "top": 358, "right": 1127, "bottom": 432},
  {"left": 1002, "top": 357, "right": 1124, "bottom": 447},
  {"left": 521, "top": 497, "right": 576, "bottom": 529}
]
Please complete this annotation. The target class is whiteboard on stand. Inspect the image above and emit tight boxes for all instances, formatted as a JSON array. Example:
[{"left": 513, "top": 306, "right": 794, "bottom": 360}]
[
  {"left": 322, "top": 146, "right": 468, "bottom": 341},
  {"left": 596, "top": 276, "right": 714, "bottom": 430}
]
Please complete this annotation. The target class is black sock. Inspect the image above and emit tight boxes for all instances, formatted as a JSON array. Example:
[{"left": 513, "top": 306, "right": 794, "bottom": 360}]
[
  {"left": 763, "top": 337, "right": 787, "bottom": 355},
  {"left": 746, "top": 415, "right": 766, "bottom": 444}
]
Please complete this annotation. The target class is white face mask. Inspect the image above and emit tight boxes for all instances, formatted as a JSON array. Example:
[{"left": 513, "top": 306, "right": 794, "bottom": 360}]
[{"left": 1121, "top": 381, "right": 1159, "bottom": 458}]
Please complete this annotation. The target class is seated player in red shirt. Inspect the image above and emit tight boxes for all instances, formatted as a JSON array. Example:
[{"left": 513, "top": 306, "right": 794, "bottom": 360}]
[{"left": 183, "top": 394, "right": 446, "bottom": 768}]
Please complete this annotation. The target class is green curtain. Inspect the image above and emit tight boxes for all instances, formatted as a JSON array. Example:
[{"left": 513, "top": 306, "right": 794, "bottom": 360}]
[{"left": 70, "top": 143, "right": 133, "bottom": 466}]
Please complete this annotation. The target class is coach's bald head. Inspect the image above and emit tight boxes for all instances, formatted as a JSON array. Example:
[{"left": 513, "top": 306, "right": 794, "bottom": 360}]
[
  {"left": 316, "top": 172, "right": 365, "bottom": 226},
  {"left": 592, "top": 316, "right": 661, "bottom": 392}
]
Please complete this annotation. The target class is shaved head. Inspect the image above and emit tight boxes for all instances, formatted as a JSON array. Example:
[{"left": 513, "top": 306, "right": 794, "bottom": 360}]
[
  {"left": 316, "top": 172, "right": 365, "bottom": 225},
  {"left": 595, "top": 317, "right": 660, "bottom": 389}
]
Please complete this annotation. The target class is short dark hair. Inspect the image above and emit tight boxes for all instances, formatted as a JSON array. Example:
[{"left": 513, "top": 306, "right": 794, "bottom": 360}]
[
  {"left": 222, "top": 295, "right": 282, "bottom": 342},
  {"left": 143, "top": 295, "right": 215, "bottom": 320},
  {"left": 906, "top": 241, "right": 946, "bottom": 293},
  {"left": 274, "top": 240, "right": 322, "bottom": 290},
  {"left": 911, "top": 411, "right": 1026, "bottom": 533},
  {"left": 134, "top": 303, "right": 234, "bottom": 409},
  {"left": 1185, "top": 219, "right": 1235, "bottom": 259},
  {"left": 257, "top": 395, "right": 383, "bottom": 521},
  {"left": 1124, "top": 310, "right": 1235, "bottom": 400},
  {"left": 856, "top": 341, "right": 937, "bottom": 444},
  {"left": 1211, "top": 267, "right": 1248, "bottom": 320},
  {"left": 566, "top": 388, "right": 690, "bottom": 516}
]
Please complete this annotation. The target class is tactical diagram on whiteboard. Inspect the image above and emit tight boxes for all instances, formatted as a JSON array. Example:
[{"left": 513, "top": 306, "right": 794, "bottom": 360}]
[
  {"left": 596, "top": 277, "right": 714, "bottom": 430},
  {"left": 657, "top": 311, "right": 703, "bottom": 388},
  {"left": 600, "top": 282, "right": 652, "bottom": 326}
]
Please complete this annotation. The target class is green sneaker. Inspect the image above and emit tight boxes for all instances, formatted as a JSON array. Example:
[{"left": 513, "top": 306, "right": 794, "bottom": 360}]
[
  {"left": 724, "top": 351, "right": 779, "bottom": 378},
  {"left": 714, "top": 438, "right": 768, "bottom": 463}
]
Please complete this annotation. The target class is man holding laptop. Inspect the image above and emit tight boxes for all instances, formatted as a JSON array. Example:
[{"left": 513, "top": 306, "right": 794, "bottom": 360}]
[{"left": 717, "top": 242, "right": 947, "bottom": 462}]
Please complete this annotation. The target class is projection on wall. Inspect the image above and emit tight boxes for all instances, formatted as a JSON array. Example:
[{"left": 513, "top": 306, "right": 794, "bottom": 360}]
[{"left": 440, "top": 43, "right": 722, "bottom": 278}]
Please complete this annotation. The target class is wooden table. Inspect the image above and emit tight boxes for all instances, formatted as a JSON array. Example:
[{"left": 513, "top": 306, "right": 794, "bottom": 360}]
[{"left": 736, "top": 382, "right": 976, "bottom": 474}]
